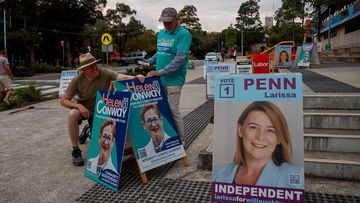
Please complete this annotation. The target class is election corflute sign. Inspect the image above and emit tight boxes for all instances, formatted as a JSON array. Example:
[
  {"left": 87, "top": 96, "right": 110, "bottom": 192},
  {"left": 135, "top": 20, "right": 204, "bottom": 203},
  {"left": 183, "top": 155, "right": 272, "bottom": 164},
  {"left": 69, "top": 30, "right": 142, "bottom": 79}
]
[
  {"left": 58, "top": 70, "right": 77, "bottom": 97},
  {"left": 212, "top": 73, "right": 304, "bottom": 202},
  {"left": 113, "top": 77, "right": 186, "bottom": 172},
  {"left": 84, "top": 90, "right": 131, "bottom": 192},
  {"left": 206, "top": 64, "right": 236, "bottom": 99},
  {"left": 274, "top": 45, "right": 292, "bottom": 69}
]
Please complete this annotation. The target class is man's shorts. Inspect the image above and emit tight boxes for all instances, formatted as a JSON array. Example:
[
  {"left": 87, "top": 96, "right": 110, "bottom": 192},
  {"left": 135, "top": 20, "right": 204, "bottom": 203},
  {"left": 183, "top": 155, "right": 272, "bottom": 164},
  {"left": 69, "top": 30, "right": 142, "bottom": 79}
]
[{"left": 0, "top": 76, "right": 12, "bottom": 91}]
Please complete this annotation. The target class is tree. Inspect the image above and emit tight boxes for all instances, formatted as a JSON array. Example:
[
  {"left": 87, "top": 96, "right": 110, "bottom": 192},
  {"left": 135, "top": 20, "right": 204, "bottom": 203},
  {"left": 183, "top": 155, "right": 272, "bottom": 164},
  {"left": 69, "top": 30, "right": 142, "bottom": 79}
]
[
  {"left": 235, "top": 0, "right": 262, "bottom": 30},
  {"left": 266, "top": 23, "right": 303, "bottom": 46},
  {"left": 235, "top": 0, "right": 264, "bottom": 53},
  {"left": 125, "top": 29, "right": 157, "bottom": 55},
  {"left": 1, "top": 0, "right": 41, "bottom": 67},
  {"left": 177, "top": 5, "right": 203, "bottom": 58},
  {"left": 38, "top": 0, "right": 105, "bottom": 66},
  {"left": 275, "top": 0, "right": 304, "bottom": 23},
  {"left": 308, "top": 0, "right": 339, "bottom": 41},
  {"left": 224, "top": 25, "right": 237, "bottom": 49},
  {"left": 178, "top": 5, "right": 202, "bottom": 31},
  {"left": 82, "top": 19, "right": 112, "bottom": 59},
  {"left": 106, "top": 3, "right": 145, "bottom": 56}
]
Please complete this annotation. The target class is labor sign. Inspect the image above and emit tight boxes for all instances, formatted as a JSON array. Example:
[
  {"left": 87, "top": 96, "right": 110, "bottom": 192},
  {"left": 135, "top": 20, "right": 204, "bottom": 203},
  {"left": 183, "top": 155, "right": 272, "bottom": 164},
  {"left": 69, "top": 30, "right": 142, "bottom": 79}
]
[{"left": 101, "top": 33, "right": 112, "bottom": 45}]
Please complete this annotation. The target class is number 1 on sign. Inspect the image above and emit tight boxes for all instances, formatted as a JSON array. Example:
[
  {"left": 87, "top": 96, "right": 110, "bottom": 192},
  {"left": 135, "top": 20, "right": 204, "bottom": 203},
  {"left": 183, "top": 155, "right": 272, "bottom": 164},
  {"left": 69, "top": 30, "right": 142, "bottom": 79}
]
[{"left": 219, "top": 84, "right": 234, "bottom": 98}]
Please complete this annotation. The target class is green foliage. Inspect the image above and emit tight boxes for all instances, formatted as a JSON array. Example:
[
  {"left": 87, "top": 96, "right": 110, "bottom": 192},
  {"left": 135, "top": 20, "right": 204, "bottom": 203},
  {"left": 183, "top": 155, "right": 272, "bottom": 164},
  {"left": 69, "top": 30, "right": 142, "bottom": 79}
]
[
  {"left": 275, "top": 0, "right": 306, "bottom": 24},
  {"left": 125, "top": 66, "right": 155, "bottom": 76},
  {"left": 266, "top": 23, "right": 303, "bottom": 46},
  {"left": 33, "top": 63, "right": 67, "bottom": 73},
  {"left": 0, "top": 84, "right": 42, "bottom": 111},
  {"left": 224, "top": 25, "right": 238, "bottom": 49},
  {"left": 178, "top": 5, "right": 202, "bottom": 31},
  {"left": 106, "top": 3, "right": 145, "bottom": 56},
  {"left": 235, "top": 0, "right": 262, "bottom": 30}
]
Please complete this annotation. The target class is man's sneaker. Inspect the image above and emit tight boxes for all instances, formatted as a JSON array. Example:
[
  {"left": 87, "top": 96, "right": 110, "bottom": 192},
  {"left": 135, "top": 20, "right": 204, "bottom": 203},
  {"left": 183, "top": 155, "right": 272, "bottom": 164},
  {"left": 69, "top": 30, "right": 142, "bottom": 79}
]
[
  {"left": 3, "top": 98, "right": 10, "bottom": 105},
  {"left": 72, "top": 148, "right": 84, "bottom": 166},
  {"left": 79, "top": 124, "right": 90, "bottom": 144}
]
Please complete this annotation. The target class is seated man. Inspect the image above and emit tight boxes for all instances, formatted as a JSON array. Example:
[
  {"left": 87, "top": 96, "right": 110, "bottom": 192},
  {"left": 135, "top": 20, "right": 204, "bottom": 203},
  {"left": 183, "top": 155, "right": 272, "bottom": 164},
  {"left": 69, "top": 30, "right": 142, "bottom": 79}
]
[{"left": 60, "top": 53, "right": 144, "bottom": 166}]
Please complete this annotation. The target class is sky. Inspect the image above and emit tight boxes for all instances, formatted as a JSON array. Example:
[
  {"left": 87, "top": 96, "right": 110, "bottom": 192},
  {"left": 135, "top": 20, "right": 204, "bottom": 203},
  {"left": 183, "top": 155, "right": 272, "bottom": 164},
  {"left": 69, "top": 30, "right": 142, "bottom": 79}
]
[{"left": 106, "top": 0, "right": 282, "bottom": 32}]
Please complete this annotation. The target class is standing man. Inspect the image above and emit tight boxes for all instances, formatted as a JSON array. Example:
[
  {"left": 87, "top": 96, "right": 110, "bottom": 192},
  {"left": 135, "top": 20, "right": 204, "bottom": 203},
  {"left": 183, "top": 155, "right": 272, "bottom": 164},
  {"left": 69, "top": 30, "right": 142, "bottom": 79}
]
[
  {"left": 60, "top": 53, "right": 144, "bottom": 166},
  {"left": 0, "top": 50, "right": 14, "bottom": 105},
  {"left": 146, "top": 7, "right": 192, "bottom": 144}
]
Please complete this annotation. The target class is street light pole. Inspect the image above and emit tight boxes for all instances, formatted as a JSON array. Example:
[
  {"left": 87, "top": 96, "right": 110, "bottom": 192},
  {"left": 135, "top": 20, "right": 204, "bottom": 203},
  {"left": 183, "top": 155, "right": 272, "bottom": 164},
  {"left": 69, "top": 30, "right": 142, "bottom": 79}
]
[
  {"left": 327, "top": 7, "right": 331, "bottom": 51},
  {"left": 241, "top": 30, "right": 244, "bottom": 56},
  {"left": 3, "top": 9, "right": 6, "bottom": 50}
]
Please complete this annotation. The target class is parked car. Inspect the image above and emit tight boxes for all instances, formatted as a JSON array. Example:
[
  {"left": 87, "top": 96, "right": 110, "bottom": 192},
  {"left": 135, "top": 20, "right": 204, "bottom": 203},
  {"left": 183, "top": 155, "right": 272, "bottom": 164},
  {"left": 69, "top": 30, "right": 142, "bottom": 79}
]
[
  {"left": 118, "top": 51, "right": 147, "bottom": 66},
  {"left": 205, "top": 52, "right": 220, "bottom": 62}
]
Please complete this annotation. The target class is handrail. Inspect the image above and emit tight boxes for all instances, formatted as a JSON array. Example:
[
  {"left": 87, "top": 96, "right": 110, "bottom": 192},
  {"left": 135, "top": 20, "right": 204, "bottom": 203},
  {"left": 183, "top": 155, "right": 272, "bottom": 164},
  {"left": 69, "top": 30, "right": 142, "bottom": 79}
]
[
  {"left": 261, "top": 41, "right": 295, "bottom": 55},
  {"left": 245, "top": 41, "right": 296, "bottom": 73}
]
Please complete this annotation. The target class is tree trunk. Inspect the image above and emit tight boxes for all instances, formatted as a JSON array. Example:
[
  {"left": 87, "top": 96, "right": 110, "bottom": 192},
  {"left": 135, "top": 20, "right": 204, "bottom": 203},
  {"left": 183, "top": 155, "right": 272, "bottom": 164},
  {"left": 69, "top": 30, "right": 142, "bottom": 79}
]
[
  {"left": 65, "top": 39, "right": 72, "bottom": 67},
  {"left": 317, "top": 3, "right": 321, "bottom": 41}
]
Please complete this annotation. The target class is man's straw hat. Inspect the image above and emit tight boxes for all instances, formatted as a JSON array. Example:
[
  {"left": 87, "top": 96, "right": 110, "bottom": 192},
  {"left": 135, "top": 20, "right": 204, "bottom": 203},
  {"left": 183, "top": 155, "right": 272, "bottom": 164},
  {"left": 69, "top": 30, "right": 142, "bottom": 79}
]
[{"left": 77, "top": 53, "right": 101, "bottom": 70}]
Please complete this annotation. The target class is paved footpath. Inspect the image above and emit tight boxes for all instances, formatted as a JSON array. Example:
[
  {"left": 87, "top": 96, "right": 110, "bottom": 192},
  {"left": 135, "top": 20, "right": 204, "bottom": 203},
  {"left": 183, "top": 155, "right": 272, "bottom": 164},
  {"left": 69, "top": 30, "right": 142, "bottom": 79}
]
[
  {"left": 0, "top": 67, "right": 207, "bottom": 203},
  {"left": 1, "top": 65, "right": 360, "bottom": 202}
]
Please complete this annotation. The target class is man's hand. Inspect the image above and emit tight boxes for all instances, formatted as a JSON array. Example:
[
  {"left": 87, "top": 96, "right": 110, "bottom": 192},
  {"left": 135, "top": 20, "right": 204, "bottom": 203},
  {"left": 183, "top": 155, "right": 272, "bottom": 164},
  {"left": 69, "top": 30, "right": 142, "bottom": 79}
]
[
  {"left": 138, "top": 60, "right": 150, "bottom": 67},
  {"left": 147, "top": 70, "right": 160, "bottom": 77},
  {"left": 135, "top": 74, "right": 145, "bottom": 83},
  {"left": 78, "top": 105, "right": 90, "bottom": 119}
]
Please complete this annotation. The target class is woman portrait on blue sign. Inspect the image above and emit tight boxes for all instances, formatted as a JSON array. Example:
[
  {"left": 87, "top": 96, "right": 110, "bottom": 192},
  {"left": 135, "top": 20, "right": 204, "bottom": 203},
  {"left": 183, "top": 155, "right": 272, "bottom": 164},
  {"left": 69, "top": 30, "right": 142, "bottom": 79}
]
[
  {"left": 140, "top": 104, "right": 171, "bottom": 154},
  {"left": 212, "top": 101, "right": 304, "bottom": 189},
  {"left": 277, "top": 50, "right": 292, "bottom": 67},
  {"left": 87, "top": 118, "right": 118, "bottom": 176}
]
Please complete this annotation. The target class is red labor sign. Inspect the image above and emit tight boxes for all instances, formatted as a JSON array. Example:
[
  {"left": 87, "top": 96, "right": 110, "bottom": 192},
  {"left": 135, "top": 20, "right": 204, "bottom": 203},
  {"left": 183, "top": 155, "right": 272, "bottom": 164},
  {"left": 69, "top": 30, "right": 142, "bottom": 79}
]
[
  {"left": 252, "top": 53, "right": 269, "bottom": 74},
  {"left": 60, "top": 40, "right": 64, "bottom": 47}
]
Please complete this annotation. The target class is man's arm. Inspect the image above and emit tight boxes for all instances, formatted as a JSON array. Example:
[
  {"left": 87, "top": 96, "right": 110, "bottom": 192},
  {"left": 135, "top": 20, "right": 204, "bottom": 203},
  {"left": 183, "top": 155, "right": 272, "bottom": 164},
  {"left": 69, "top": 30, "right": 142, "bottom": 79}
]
[
  {"left": 116, "top": 74, "right": 145, "bottom": 83},
  {"left": 60, "top": 92, "right": 91, "bottom": 118},
  {"left": 146, "top": 53, "right": 157, "bottom": 66},
  {"left": 147, "top": 52, "right": 186, "bottom": 77}
]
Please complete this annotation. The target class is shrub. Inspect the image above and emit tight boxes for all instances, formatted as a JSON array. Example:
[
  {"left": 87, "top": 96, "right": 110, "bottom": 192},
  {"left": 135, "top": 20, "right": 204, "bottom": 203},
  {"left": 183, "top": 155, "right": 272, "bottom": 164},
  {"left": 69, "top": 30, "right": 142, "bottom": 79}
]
[
  {"left": 126, "top": 66, "right": 156, "bottom": 76},
  {"left": 34, "top": 63, "right": 54, "bottom": 73},
  {"left": 34, "top": 63, "right": 67, "bottom": 73},
  {"left": 0, "top": 83, "right": 43, "bottom": 111}
]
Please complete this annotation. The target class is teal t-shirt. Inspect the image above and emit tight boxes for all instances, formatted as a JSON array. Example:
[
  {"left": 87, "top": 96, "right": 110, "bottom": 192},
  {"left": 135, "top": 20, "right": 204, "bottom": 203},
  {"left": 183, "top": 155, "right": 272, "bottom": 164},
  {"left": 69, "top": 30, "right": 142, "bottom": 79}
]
[{"left": 156, "top": 26, "right": 192, "bottom": 86}]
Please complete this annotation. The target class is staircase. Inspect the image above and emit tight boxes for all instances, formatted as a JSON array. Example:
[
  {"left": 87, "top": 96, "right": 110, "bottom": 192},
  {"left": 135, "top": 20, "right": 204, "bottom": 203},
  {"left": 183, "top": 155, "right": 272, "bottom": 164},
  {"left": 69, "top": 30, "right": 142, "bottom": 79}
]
[
  {"left": 199, "top": 94, "right": 360, "bottom": 180},
  {"left": 321, "top": 46, "right": 360, "bottom": 63},
  {"left": 303, "top": 94, "right": 360, "bottom": 180}
]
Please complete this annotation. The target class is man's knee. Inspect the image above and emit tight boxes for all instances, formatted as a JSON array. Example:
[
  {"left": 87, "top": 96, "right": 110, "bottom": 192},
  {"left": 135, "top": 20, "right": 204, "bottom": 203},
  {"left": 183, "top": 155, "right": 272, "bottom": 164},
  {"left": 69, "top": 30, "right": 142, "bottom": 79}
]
[{"left": 68, "top": 109, "right": 81, "bottom": 120}]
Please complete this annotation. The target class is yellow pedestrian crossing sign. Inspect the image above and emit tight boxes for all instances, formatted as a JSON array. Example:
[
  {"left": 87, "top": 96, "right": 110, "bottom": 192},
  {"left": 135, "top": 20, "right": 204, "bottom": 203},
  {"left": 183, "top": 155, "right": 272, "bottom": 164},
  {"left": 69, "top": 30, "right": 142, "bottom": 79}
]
[{"left": 101, "top": 33, "right": 112, "bottom": 45}]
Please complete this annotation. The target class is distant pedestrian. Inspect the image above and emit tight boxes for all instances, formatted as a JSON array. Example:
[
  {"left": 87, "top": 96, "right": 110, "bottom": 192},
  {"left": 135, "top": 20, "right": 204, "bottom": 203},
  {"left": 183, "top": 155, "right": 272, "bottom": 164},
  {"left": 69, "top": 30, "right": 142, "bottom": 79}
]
[
  {"left": 221, "top": 48, "right": 225, "bottom": 62},
  {"left": 145, "top": 7, "right": 192, "bottom": 144},
  {"left": 60, "top": 52, "right": 145, "bottom": 166},
  {"left": 0, "top": 50, "right": 14, "bottom": 105},
  {"left": 233, "top": 49, "right": 237, "bottom": 61}
]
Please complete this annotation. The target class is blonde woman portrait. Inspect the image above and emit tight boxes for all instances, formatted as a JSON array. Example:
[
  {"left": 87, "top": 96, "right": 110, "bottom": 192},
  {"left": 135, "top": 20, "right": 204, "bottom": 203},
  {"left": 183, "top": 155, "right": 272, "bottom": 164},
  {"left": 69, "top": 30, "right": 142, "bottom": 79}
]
[{"left": 212, "top": 101, "right": 303, "bottom": 189}]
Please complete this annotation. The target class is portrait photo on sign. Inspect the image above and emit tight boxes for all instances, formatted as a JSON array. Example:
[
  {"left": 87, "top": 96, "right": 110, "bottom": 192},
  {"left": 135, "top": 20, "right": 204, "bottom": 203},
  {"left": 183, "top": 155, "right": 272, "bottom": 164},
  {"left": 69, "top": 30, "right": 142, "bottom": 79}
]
[
  {"left": 274, "top": 45, "right": 292, "bottom": 68},
  {"left": 140, "top": 104, "right": 172, "bottom": 154},
  {"left": 87, "top": 118, "right": 118, "bottom": 176},
  {"left": 212, "top": 101, "right": 304, "bottom": 189}
]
